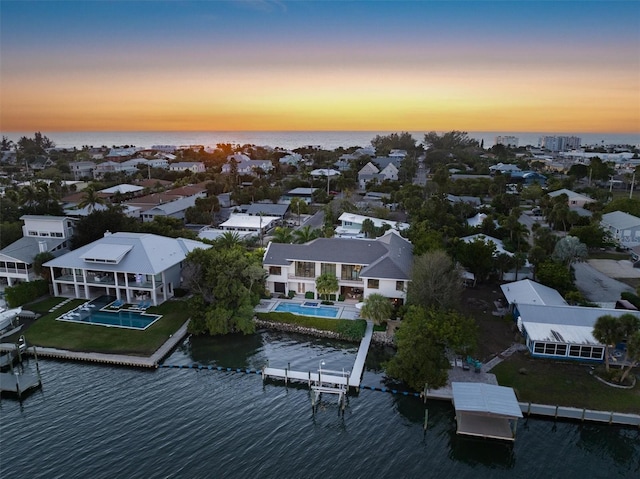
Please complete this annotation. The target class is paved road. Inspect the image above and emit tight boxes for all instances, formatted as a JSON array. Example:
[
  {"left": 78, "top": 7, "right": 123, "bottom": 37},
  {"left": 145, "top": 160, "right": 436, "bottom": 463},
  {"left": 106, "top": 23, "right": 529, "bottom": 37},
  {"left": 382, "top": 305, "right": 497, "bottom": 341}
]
[{"left": 573, "top": 262, "right": 634, "bottom": 303}]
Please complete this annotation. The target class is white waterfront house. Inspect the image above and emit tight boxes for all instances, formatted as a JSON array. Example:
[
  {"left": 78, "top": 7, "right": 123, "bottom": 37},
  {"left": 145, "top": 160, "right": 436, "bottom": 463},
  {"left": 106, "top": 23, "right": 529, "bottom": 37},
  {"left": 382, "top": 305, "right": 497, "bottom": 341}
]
[
  {"left": 44, "top": 232, "right": 211, "bottom": 306},
  {"left": 0, "top": 215, "right": 75, "bottom": 286},
  {"left": 263, "top": 230, "right": 412, "bottom": 303}
]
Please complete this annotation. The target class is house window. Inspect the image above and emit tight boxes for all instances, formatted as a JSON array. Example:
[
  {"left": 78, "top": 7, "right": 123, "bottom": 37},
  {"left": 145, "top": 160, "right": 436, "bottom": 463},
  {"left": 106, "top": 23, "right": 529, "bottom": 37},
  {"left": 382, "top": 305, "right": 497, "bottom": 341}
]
[
  {"left": 295, "top": 261, "right": 315, "bottom": 278},
  {"left": 269, "top": 266, "right": 282, "bottom": 275},
  {"left": 367, "top": 279, "right": 379, "bottom": 289},
  {"left": 341, "top": 264, "right": 362, "bottom": 281},
  {"left": 568, "top": 345, "right": 601, "bottom": 359},
  {"left": 321, "top": 263, "right": 336, "bottom": 276},
  {"left": 396, "top": 281, "right": 404, "bottom": 291}
]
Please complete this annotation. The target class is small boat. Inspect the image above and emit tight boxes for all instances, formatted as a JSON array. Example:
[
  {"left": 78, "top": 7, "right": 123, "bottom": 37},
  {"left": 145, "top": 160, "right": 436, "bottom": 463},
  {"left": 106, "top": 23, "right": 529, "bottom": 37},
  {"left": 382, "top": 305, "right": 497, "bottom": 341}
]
[{"left": 0, "top": 307, "right": 22, "bottom": 335}]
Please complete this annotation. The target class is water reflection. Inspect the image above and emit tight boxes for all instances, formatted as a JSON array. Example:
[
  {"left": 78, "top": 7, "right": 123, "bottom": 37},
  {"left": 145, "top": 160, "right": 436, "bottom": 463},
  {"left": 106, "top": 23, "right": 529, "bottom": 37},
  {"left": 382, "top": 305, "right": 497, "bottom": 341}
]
[
  {"left": 449, "top": 432, "right": 517, "bottom": 469},
  {"left": 577, "top": 424, "right": 640, "bottom": 467},
  {"left": 187, "top": 332, "right": 265, "bottom": 368}
]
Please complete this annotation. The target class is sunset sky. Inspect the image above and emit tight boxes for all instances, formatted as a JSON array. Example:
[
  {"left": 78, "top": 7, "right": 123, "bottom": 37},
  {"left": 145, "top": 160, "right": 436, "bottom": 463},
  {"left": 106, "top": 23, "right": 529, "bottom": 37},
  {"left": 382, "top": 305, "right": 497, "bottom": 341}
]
[{"left": 1, "top": 1, "right": 638, "bottom": 133}]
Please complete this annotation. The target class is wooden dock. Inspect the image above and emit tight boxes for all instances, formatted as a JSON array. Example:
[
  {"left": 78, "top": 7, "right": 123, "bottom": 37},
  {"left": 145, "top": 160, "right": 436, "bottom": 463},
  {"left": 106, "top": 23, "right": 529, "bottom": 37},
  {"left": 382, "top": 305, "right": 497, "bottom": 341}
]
[
  {"left": 0, "top": 369, "right": 41, "bottom": 397},
  {"left": 262, "top": 320, "right": 374, "bottom": 390},
  {"left": 0, "top": 321, "right": 190, "bottom": 368}
]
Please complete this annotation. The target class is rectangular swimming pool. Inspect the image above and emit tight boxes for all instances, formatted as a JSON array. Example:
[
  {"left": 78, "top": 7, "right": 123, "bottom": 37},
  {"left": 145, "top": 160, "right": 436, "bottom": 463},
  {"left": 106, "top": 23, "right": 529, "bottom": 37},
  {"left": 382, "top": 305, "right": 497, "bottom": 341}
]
[
  {"left": 57, "top": 297, "right": 162, "bottom": 330},
  {"left": 274, "top": 302, "right": 339, "bottom": 318}
]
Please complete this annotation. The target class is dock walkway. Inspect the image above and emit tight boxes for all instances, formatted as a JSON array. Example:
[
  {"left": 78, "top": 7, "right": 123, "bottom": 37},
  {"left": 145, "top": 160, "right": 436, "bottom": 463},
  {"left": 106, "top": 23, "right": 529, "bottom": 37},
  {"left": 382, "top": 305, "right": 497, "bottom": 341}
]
[{"left": 262, "top": 320, "right": 374, "bottom": 390}]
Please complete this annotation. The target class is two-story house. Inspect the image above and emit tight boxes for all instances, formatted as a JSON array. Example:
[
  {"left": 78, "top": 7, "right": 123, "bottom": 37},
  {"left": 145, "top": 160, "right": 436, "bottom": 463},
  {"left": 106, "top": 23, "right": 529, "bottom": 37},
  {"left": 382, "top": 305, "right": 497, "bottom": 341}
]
[
  {"left": 44, "top": 232, "right": 211, "bottom": 306},
  {"left": 263, "top": 230, "right": 412, "bottom": 304},
  {"left": 169, "top": 162, "right": 206, "bottom": 173},
  {"left": 0, "top": 216, "right": 75, "bottom": 286}
]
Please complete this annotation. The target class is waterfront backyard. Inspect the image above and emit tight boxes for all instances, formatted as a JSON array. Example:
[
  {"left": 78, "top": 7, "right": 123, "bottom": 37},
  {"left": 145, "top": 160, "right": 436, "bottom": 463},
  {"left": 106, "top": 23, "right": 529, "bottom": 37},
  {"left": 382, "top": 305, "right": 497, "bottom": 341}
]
[
  {"left": 492, "top": 351, "right": 640, "bottom": 415},
  {"left": 18, "top": 297, "right": 188, "bottom": 356}
]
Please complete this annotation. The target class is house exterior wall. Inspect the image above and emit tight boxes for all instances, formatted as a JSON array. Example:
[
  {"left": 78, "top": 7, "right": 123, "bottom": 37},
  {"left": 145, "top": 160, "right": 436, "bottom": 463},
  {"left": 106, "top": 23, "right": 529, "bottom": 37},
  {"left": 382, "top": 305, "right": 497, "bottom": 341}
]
[
  {"left": 264, "top": 260, "right": 407, "bottom": 302},
  {"left": 525, "top": 335, "right": 604, "bottom": 363},
  {"left": 49, "top": 261, "right": 182, "bottom": 306},
  {"left": 22, "top": 217, "right": 74, "bottom": 239}
]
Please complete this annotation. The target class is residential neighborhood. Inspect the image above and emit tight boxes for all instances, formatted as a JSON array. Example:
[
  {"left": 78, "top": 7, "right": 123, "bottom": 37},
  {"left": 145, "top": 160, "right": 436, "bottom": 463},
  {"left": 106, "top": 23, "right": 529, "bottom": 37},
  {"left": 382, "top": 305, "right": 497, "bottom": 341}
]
[{"left": 1, "top": 130, "right": 640, "bottom": 430}]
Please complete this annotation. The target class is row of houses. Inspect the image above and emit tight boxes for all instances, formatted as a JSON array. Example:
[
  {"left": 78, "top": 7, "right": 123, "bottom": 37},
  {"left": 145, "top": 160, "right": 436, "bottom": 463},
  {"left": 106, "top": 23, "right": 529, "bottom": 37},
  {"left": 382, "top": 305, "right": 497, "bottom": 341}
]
[{"left": 0, "top": 225, "right": 413, "bottom": 307}]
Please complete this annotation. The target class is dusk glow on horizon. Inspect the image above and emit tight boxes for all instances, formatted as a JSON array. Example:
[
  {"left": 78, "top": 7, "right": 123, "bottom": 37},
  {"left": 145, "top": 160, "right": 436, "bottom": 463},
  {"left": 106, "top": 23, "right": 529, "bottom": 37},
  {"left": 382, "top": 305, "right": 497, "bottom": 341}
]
[{"left": 1, "top": 1, "right": 638, "bottom": 133}]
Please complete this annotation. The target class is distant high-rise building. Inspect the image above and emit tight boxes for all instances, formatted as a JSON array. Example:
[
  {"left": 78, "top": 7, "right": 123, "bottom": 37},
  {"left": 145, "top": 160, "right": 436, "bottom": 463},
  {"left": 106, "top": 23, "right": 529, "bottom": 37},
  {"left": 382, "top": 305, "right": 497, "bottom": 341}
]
[
  {"left": 540, "top": 136, "right": 581, "bottom": 152},
  {"left": 494, "top": 136, "right": 519, "bottom": 148}
]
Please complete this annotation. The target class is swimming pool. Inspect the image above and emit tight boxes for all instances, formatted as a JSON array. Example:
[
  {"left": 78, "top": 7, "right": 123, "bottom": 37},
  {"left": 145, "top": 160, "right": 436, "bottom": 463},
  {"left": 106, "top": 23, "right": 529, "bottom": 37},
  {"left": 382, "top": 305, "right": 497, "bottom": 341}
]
[
  {"left": 274, "top": 302, "right": 339, "bottom": 318},
  {"left": 57, "top": 297, "right": 162, "bottom": 330}
]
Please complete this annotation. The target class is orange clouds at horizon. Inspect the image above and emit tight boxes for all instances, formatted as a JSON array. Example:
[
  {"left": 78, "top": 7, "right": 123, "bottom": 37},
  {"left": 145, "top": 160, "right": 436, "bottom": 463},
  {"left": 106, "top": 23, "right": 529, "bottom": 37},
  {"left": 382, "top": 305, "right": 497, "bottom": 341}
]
[{"left": 2, "top": 61, "right": 638, "bottom": 133}]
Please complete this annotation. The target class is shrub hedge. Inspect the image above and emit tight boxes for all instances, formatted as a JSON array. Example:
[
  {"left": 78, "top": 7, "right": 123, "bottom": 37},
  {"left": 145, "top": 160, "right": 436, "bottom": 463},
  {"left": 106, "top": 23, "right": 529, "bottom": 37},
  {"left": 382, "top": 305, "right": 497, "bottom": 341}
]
[{"left": 4, "top": 280, "right": 49, "bottom": 307}]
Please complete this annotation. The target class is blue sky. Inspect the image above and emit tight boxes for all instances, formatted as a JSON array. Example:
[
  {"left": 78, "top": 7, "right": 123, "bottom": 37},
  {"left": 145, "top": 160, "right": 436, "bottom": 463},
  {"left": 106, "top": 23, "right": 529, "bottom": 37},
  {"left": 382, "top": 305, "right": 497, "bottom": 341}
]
[{"left": 1, "top": 1, "right": 638, "bottom": 132}]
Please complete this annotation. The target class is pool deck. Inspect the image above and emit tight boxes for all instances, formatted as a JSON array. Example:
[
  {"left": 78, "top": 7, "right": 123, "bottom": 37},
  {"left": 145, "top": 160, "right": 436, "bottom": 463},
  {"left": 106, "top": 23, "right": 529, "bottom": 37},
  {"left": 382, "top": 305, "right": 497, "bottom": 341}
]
[{"left": 255, "top": 298, "right": 361, "bottom": 320}]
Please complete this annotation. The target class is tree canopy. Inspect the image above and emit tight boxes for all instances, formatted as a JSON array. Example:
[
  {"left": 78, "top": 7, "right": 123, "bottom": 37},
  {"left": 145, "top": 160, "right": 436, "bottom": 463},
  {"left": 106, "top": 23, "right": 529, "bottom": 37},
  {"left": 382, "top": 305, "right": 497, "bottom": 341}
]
[
  {"left": 423, "top": 131, "right": 478, "bottom": 151},
  {"left": 360, "top": 293, "right": 393, "bottom": 325},
  {"left": 407, "top": 251, "right": 463, "bottom": 310},
  {"left": 315, "top": 273, "right": 339, "bottom": 301},
  {"left": 385, "top": 306, "right": 477, "bottom": 390},
  {"left": 183, "top": 246, "right": 264, "bottom": 335},
  {"left": 552, "top": 236, "right": 588, "bottom": 271},
  {"left": 371, "top": 132, "right": 417, "bottom": 156}
]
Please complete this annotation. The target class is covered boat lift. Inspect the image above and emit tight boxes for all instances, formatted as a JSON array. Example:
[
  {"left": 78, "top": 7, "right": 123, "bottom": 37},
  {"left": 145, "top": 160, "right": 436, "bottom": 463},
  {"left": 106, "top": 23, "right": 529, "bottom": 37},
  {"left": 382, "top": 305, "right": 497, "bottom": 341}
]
[{"left": 452, "top": 382, "right": 523, "bottom": 442}]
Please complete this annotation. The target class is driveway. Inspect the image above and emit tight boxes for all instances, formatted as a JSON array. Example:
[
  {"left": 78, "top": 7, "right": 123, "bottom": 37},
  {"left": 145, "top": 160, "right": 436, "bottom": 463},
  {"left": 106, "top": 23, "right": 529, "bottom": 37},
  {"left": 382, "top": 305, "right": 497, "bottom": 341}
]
[
  {"left": 573, "top": 262, "right": 634, "bottom": 303},
  {"left": 587, "top": 259, "right": 640, "bottom": 279}
]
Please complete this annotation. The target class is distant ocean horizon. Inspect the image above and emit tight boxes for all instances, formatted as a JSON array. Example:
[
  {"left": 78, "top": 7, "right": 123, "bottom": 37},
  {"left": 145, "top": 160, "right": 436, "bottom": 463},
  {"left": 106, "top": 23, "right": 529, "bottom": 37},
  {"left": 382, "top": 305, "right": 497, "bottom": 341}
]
[{"left": 2, "top": 130, "right": 639, "bottom": 151}]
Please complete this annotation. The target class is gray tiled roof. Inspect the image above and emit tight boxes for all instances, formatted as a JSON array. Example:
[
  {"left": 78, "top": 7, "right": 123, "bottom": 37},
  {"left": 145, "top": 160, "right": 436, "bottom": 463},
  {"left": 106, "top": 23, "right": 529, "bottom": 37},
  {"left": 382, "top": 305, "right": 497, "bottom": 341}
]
[
  {"left": 244, "top": 203, "right": 289, "bottom": 217},
  {"left": 0, "top": 236, "right": 67, "bottom": 264},
  {"left": 264, "top": 230, "right": 412, "bottom": 280}
]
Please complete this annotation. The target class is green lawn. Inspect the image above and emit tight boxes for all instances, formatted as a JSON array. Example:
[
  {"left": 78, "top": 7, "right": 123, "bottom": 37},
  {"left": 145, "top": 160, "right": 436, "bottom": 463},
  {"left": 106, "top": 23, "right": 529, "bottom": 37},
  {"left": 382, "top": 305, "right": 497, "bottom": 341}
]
[
  {"left": 492, "top": 352, "right": 640, "bottom": 414},
  {"left": 24, "top": 297, "right": 190, "bottom": 357}
]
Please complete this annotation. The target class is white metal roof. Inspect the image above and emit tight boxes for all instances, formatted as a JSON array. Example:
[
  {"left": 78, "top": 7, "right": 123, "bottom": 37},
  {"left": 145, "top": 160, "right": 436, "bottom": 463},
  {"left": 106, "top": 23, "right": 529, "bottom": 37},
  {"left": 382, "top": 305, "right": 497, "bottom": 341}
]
[
  {"left": 516, "top": 303, "right": 640, "bottom": 327},
  {"left": 337, "top": 212, "right": 409, "bottom": 231},
  {"left": 548, "top": 188, "right": 595, "bottom": 202},
  {"left": 44, "top": 232, "right": 211, "bottom": 274},
  {"left": 80, "top": 244, "right": 133, "bottom": 263},
  {"left": 523, "top": 322, "right": 600, "bottom": 345},
  {"left": 601, "top": 211, "right": 640, "bottom": 230},
  {"left": 500, "top": 280, "right": 568, "bottom": 307},
  {"left": 100, "top": 184, "right": 144, "bottom": 194},
  {"left": 220, "top": 214, "right": 279, "bottom": 229},
  {"left": 452, "top": 383, "right": 522, "bottom": 418}
]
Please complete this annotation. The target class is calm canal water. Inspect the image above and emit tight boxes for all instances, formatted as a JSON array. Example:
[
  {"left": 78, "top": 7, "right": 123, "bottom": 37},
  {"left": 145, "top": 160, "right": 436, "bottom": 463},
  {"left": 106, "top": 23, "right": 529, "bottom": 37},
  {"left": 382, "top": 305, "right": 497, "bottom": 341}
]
[{"left": 2, "top": 330, "right": 639, "bottom": 478}]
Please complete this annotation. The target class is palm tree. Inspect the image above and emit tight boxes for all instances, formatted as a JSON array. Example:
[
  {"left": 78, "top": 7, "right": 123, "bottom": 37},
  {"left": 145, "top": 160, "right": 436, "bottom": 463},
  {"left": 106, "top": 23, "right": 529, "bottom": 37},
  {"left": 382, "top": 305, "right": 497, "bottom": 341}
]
[
  {"left": 293, "top": 225, "right": 320, "bottom": 244},
  {"left": 271, "top": 226, "right": 294, "bottom": 244},
  {"left": 78, "top": 186, "right": 106, "bottom": 213},
  {"left": 593, "top": 314, "right": 622, "bottom": 372},
  {"left": 360, "top": 293, "right": 393, "bottom": 326},
  {"left": 315, "top": 273, "right": 339, "bottom": 301},
  {"left": 619, "top": 331, "right": 640, "bottom": 383},
  {"left": 19, "top": 184, "right": 39, "bottom": 207},
  {"left": 216, "top": 231, "right": 243, "bottom": 249}
]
